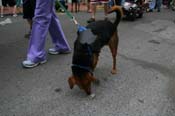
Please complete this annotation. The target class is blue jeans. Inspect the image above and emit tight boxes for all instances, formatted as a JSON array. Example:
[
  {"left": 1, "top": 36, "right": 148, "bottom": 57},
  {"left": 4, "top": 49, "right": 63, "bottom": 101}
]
[
  {"left": 149, "top": 0, "right": 156, "bottom": 9},
  {"left": 156, "top": 0, "right": 162, "bottom": 10}
]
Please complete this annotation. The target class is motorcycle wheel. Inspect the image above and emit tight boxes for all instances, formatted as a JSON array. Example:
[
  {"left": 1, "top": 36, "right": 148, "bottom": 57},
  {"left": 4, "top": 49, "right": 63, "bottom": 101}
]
[{"left": 129, "top": 14, "right": 136, "bottom": 21}]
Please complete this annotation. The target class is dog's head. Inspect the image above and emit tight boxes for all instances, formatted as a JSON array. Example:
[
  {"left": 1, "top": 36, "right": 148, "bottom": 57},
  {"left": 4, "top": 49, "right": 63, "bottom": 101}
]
[
  {"left": 68, "top": 29, "right": 98, "bottom": 95},
  {"left": 68, "top": 73, "right": 96, "bottom": 95}
]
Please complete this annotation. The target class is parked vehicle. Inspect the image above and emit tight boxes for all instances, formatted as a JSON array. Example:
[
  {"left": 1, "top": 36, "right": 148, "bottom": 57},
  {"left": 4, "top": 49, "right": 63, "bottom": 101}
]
[
  {"left": 170, "top": 0, "right": 175, "bottom": 11},
  {"left": 122, "top": 0, "right": 143, "bottom": 21}
]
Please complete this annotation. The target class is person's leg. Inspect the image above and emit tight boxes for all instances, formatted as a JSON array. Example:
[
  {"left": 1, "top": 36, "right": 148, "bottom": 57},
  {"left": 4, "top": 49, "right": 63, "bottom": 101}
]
[
  {"left": 149, "top": 0, "right": 156, "bottom": 11},
  {"left": 75, "top": 1, "right": 77, "bottom": 12},
  {"left": 48, "top": 6, "right": 71, "bottom": 53},
  {"left": 87, "top": 0, "right": 91, "bottom": 12},
  {"left": 27, "top": 19, "right": 32, "bottom": 29},
  {"left": 16, "top": 0, "right": 20, "bottom": 12},
  {"left": 12, "top": 5, "right": 17, "bottom": 16},
  {"left": 87, "top": 1, "right": 96, "bottom": 23},
  {"left": 24, "top": 18, "right": 32, "bottom": 38},
  {"left": 22, "top": 0, "right": 35, "bottom": 38},
  {"left": 71, "top": 0, "right": 74, "bottom": 12},
  {"left": 28, "top": 0, "right": 36, "bottom": 28},
  {"left": 0, "top": 6, "right": 3, "bottom": 17},
  {"left": 26, "top": 0, "right": 52, "bottom": 63},
  {"left": 8, "top": 0, "right": 17, "bottom": 16},
  {"left": 121, "top": 0, "right": 125, "bottom": 5},
  {"left": 0, "top": 0, "right": 3, "bottom": 17},
  {"left": 91, "top": 3, "right": 96, "bottom": 19},
  {"left": 16, "top": 0, "right": 23, "bottom": 14},
  {"left": 103, "top": 3, "right": 108, "bottom": 19},
  {"left": 78, "top": 0, "right": 80, "bottom": 12},
  {"left": 75, "top": 0, "right": 78, "bottom": 12},
  {"left": 167, "top": 0, "right": 171, "bottom": 8},
  {"left": 101, "top": 0, "right": 108, "bottom": 19},
  {"left": 156, "top": 0, "right": 162, "bottom": 11},
  {"left": 1, "top": 0, "right": 6, "bottom": 16}
]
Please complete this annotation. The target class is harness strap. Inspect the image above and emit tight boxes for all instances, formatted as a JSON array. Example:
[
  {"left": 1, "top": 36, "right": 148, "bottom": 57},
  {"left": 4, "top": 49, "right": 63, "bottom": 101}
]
[
  {"left": 87, "top": 45, "right": 93, "bottom": 56},
  {"left": 72, "top": 64, "right": 93, "bottom": 75}
]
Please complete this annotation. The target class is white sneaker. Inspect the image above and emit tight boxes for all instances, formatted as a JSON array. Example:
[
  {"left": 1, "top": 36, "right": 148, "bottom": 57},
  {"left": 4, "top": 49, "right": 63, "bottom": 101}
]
[
  {"left": 13, "top": 14, "right": 17, "bottom": 17},
  {"left": 1, "top": 15, "right": 4, "bottom": 18},
  {"left": 48, "top": 48, "right": 71, "bottom": 55},
  {"left": 22, "top": 59, "right": 47, "bottom": 68}
]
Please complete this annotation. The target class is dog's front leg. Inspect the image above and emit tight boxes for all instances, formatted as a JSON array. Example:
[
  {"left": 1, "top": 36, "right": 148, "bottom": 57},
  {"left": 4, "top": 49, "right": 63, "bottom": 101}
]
[
  {"left": 68, "top": 76, "right": 76, "bottom": 89},
  {"left": 88, "top": 73, "right": 100, "bottom": 85}
]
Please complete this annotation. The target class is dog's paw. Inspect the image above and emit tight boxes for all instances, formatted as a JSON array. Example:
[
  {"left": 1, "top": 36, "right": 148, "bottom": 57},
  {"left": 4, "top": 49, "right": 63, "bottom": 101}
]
[
  {"left": 89, "top": 93, "right": 96, "bottom": 99},
  {"left": 111, "top": 69, "right": 117, "bottom": 74}
]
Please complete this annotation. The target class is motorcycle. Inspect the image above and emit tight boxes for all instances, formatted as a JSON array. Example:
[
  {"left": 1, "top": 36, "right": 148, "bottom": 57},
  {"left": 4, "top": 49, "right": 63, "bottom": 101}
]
[
  {"left": 170, "top": 0, "right": 175, "bottom": 11},
  {"left": 122, "top": 0, "right": 143, "bottom": 21}
]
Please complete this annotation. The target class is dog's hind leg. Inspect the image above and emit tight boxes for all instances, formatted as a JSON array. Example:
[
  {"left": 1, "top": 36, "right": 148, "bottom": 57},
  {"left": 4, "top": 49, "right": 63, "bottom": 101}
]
[{"left": 108, "top": 32, "right": 119, "bottom": 74}]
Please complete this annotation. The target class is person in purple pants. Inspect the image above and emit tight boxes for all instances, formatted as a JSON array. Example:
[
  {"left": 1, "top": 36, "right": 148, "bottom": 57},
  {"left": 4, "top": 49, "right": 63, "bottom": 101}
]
[{"left": 22, "top": 0, "right": 71, "bottom": 68}]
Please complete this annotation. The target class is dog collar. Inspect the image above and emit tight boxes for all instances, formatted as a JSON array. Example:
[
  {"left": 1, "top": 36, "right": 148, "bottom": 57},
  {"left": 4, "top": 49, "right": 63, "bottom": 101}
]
[{"left": 72, "top": 64, "right": 93, "bottom": 75}]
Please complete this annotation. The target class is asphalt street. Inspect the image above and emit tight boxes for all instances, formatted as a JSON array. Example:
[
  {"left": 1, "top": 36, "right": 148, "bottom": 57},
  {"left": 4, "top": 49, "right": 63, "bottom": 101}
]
[{"left": 0, "top": 8, "right": 175, "bottom": 116}]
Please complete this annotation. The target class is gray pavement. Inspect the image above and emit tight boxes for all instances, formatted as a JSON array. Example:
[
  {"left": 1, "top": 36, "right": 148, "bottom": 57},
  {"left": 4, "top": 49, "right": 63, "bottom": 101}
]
[{"left": 0, "top": 8, "right": 175, "bottom": 116}]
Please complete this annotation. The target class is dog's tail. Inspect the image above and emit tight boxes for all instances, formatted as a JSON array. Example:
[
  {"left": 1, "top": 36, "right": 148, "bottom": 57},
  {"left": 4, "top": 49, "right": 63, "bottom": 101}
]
[{"left": 108, "top": 5, "right": 123, "bottom": 28}]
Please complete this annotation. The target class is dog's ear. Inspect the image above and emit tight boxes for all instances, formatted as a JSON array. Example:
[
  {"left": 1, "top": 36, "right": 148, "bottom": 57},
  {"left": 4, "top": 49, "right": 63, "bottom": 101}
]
[
  {"left": 68, "top": 76, "right": 76, "bottom": 89},
  {"left": 87, "top": 73, "right": 100, "bottom": 85}
]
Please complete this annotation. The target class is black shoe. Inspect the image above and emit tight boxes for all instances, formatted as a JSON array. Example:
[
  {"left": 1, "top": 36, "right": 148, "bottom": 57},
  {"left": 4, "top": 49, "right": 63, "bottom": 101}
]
[
  {"left": 149, "top": 9, "right": 153, "bottom": 12},
  {"left": 87, "top": 18, "right": 95, "bottom": 23},
  {"left": 157, "top": 9, "right": 160, "bottom": 12}
]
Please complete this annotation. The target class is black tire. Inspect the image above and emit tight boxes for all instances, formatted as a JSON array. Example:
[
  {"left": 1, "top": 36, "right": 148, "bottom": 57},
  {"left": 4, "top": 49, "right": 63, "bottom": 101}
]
[{"left": 129, "top": 14, "right": 136, "bottom": 21}]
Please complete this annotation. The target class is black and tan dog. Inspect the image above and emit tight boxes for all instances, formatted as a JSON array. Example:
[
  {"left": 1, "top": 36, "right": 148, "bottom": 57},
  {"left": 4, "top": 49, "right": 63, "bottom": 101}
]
[{"left": 68, "top": 6, "right": 123, "bottom": 95}]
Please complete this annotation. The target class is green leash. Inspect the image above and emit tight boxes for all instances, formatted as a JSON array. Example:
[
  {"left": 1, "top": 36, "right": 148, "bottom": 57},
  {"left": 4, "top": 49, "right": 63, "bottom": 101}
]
[
  {"left": 57, "top": 1, "right": 87, "bottom": 32},
  {"left": 57, "top": 1, "right": 78, "bottom": 25}
]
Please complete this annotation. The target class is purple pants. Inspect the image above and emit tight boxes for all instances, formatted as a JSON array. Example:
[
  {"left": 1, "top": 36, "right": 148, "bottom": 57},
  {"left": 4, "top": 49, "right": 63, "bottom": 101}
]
[{"left": 27, "top": 0, "right": 71, "bottom": 63}]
